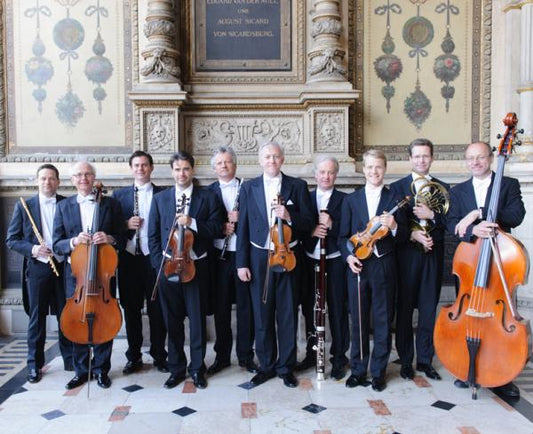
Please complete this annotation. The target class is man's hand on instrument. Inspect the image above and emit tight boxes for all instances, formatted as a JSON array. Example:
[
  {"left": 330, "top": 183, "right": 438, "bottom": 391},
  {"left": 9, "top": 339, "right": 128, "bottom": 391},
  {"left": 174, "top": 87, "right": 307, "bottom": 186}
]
[
  {"left": 472, "top": 221, "right": 498, "bottom": 239},
  {"left": 223, "top": 222, "right": 235, "bottom": 236},
  {"left": 411, "top": 230, "right": 434, "bottom": 250},
  {"left": 347, "top": 255, "right": 363, "bottom": 274},
  {"left": 455, "top": 209, "right": 480, "bottom": 238},
  {"left": 379, "top": 212, "right": 397, "bottom": 231},
  {"left": 32, "top": 244, "right": 53, "bottom": 258},
  {"left": 272, "top": 204, "right": 291, "bottom": 222},
  {"left": 238, "top": 267, "right": 251, "bottom": 282},
  {"left": 92, "top": 231, "right": 114, "bottom": 245},
  {"left": 127, "top": 216, "right": 143, "bottom": 230},
  {"left": 228, "top": 210, "right": 239, "bottom": 223},
  {"left": 177, "top": 214, "right": 192, "bottom": 227},
  {"left": 318, "top": 211, "right": 332, "bottom": 230},
  {"left": 73, "top": 231, "right": 92, "bottom": 246},
  {"left": 413, "top": 203, "right": 435, "bottom": 220},
  {"left": 312, "top": 224, "right": 328, "bottom": 239}
]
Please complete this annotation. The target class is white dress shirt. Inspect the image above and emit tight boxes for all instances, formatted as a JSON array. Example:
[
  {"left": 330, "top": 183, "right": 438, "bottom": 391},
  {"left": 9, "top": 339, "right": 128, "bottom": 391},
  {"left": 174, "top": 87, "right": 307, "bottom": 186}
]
[
  {"left": 213, "top": 178, "right": 239, "bottom": 252},
  {"left": 126, "top": 183, "right": 153, "bottom": 256},
  {"left": 35, "top": 194, "right": 63, "bottom": 263},
  {"left": 174, "top": 184, "right": 204, "bottom": 259},
  {"left": 307, "top": 188, "right": 340, "bottom": 260},
  {"left": 473, "top": 175, "right": 492, "bottom": 209}
]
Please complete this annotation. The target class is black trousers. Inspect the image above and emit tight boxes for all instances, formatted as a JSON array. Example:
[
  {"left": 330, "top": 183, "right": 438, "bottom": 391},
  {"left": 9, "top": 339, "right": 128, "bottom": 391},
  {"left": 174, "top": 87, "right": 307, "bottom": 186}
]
[
  {"left": 395, "top": 243, "right": 444, "bottom": 366},
  {"left": 25, "top": 260, "right": 72, "bottom": 370},
  {"left": 302, "top": 255, "right": 349, "bottom": 368},
  {"left": 118, "top": 252, "right": 167, "bottom": 363},
  {"left": 249, "top": 246, "right": 298, "bottom": 375},
  {"left": 64, "top": 263, "right": 113, "bottom": 376},
  {"left": 158, "top": 258, "right": 209, "bottom": 376},
  {"left": 347, "top": 254, "right": 396, "bottom": 379},
  {"left": 212, "top": 249, "right": 255, "bottom": 364}
]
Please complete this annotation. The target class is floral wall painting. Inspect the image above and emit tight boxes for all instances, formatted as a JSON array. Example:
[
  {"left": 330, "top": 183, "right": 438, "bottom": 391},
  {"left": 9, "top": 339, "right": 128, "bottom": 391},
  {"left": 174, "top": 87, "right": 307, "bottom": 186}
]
[
  {"left": 359, "top": 0, "right": 485, "bottom": 151},
  {"left": 6, "top": 0, "right": 131, "bottom": 154}
]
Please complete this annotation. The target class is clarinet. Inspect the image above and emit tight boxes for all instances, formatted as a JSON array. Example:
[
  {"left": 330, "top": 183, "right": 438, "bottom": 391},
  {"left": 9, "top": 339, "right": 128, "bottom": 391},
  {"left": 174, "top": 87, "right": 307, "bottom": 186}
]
[
  {"left": 313, "top": 210, "right": 328, "bottom": 381},
  {"left": 219, "top": 178, "right": 244, "bottom": 260},
  {"left": 133, "top": 186, "right": 142, "bottom": 255}
]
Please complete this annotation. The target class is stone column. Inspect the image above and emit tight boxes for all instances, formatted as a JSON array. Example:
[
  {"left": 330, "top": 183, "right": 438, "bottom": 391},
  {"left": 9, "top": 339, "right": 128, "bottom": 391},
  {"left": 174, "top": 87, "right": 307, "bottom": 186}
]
[
  {"left": 307, "top": 0, "right": 347, "bottom": 82},
  {"left": 140, "top": 0, "right": 181, "bottom": 84},
  {"left": 518, "top": 2, "right": 533, "bottom": 154}
]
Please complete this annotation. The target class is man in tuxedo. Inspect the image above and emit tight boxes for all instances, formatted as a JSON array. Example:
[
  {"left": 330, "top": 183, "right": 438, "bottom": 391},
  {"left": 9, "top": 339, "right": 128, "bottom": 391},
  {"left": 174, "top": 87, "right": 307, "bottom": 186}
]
[
  {"left": 7, "top": 164, "right": 73, "bottom": 383},
  {"left": 206, "top": 146, "right": 257, "bottom": 376},
  {"left": 298, "top": 155, "right": 349, "bottom": 380},
  {"left": 390, "top": 139, "right": 449, "bottom": 381},
  {"left": 148, "top": 151, "right": 225, "bottom": 389},
  {"left": 53, "top": 161, "right": 126, "bottom": 390},
  {"left": 339, "top": 150, "right": 407, "bottom": 392},
  {"left": 446, "top": 141, "right": 526, "bottom": 398},
  {"left": 112, "top": 151, "right": 168, "bottom": 375},
  {"left": 237, "top": 142, "right": 314, "bottom": 388}
]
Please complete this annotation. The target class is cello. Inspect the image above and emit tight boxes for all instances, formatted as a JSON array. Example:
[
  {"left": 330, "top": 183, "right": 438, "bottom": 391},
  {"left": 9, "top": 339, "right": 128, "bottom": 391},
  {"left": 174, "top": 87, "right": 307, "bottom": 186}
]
[
  {"left": 434, "top": 113, "right": 530, "bottom": 399},
  {"left": 60, "top": 183, "right": 122, "bottom": 344}
]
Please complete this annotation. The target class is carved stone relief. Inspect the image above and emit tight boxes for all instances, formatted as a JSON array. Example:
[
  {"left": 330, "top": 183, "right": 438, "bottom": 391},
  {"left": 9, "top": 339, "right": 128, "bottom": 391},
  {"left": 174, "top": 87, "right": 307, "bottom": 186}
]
[
  {"left": 144, "top": 111, "right": 176, "bottom": 153},
  {"left": 185, "top": 116, "right": 303, "bottom": 156},
  {"left": 314, "top": 111, "right": 345, "bottom": 153}
]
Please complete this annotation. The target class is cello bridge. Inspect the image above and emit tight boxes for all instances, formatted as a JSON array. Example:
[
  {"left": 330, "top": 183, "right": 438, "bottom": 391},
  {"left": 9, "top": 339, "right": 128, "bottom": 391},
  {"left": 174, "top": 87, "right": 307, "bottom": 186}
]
[{"left": 465, "top": 308, "right": 494, "bottom": 319}]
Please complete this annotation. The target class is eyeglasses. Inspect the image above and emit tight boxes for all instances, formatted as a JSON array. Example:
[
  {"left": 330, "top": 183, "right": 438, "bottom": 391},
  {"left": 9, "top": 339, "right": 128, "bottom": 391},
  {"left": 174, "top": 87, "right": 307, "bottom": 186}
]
[
  {"left": 72, "top": 172, "right": 95, "bottom": 179},
  {"left": 465, "top": 155, "right": 491, "bottom": 163}
]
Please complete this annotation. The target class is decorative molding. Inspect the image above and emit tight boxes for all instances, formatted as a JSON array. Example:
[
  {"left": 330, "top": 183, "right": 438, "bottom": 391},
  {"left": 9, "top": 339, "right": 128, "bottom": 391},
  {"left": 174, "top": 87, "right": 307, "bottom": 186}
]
[
  {"left": 313, "top": 110, "right": 346, "bottom": 153},
  {"left": 503, "top": 1, "right": 533, "bottom": 13},
  {"left": 143, "top": 110, "right": 177, "bottom": 153},
  {"left": 0, "top": 2, "right": 5, "bottom": 158}
]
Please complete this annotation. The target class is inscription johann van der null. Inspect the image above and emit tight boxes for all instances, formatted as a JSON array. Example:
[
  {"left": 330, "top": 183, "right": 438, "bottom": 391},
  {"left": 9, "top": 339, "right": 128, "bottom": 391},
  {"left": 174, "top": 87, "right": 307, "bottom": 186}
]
[{"left": 196, "top": 0, "right": 291, "bottom": 71}]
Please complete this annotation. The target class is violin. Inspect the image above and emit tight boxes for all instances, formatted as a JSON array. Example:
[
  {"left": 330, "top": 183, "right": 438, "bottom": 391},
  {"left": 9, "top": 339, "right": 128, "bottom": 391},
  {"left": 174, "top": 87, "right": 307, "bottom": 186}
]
[
  {"left": 434, "top": 113, "right": 530, "bottom": 399},
  {"left": 60, "top": 183, "right": 122, "bottom": 345},
  {"left": 347, "top": 196, "right": 411, "bottom": 260},
  {"left": 164, "top": 193, "right": 196, "bottom": 283},
  {"left": 269, "top": 193, "right": 296, "bottom": 272}
]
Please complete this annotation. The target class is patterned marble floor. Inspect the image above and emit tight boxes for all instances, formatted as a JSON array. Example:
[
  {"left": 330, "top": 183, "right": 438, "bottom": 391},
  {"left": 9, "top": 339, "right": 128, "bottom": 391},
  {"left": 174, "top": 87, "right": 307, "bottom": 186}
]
[{"left": 0, "top": 336, "right": 533, "bottom": 434}]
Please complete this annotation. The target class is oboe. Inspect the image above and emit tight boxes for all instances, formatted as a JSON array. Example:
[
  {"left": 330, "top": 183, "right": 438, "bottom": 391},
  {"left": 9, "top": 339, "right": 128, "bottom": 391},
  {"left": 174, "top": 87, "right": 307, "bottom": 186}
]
[
  {"left": 133, "top": 186, "right": 142, "bottom": 255},
  {"left": 19, "top": 197, "right": 60, "bottom": 277},
  {"left": 313, "top": 210, "right": 328, "bottom": 381},
  {"left": 219, "top": 178, "right": 244, "bottom": 260}
]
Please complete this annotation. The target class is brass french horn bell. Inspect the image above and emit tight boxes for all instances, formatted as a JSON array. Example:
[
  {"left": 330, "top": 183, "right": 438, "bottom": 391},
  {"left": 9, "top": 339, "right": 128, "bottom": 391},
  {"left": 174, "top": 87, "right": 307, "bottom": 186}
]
[{"left": 410, "top": 177, "right": 450, "bottom": 233}]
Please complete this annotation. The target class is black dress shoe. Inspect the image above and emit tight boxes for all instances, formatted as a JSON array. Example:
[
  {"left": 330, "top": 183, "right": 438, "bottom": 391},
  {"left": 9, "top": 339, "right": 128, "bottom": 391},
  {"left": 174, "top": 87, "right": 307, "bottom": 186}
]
[
  {"left": 400, "top": 365, "right": 414, "bottom": 380},
  {"left": 279, "top": 372, "right": 298, "bottom": 388},
  {"left": 294, "top": 356, "right": 316, "bottom": 372},
  {"left": 371, "top": 377, "right": 386, "bottom": 392},
  {"left": 416, "top": 363, "right": 441, "bottom": 380},
  {"left": 153, "top": 360, "right": 169, "bottom": 373},
  {"left": 96, "top": 373, "right": 112, "bottom": 389},
  {"left": 123, "top": 359, "right": 143, "bottom": 375},
  {"left": 250, "top": 371, "right": 275, "bottom": 386},
  {"left": 331, "top": 365, "right": 347, "bottom": 381},
  {"left": 345, "top": 375, "right": 368, "bottom": 388},
  {"left": 27, "top": 369, "right": 42, "bottom": 383},
  {"left": 164, "top": 373, "right": 186, "bottom": 389},
  {"left": 492, "top": 382, "right": 520, "bottom": 398},
  {"left": 454, "top": 379, "right": 469, "bottom": 389},
  {"left": 191, "top": 372, "right": 208, "bottom": 389},
  {"left": 206, "top": 360, "right": 231, "bottom": 375},
  {"left": 239, "top": 359, "right": 259, "bottom": 374},
  {"left": 65, "top": 374, "right": 89, "bottom": 390}
]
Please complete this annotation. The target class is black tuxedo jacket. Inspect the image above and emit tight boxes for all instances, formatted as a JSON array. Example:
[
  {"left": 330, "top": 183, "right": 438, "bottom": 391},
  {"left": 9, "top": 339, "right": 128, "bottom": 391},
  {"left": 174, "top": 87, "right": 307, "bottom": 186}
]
[
  {"left": 302, "top": 188, "right": 346, "bottom": 256},
  {"left": 112, "top": 183, "right": 165, "bottom": 242},
  {"left": 338, "top": 186, "right": 408, "bottom": 261},
  {"left": 148, "top": 186, "right": 225, "bottom": 270},
  {"left": 236, "top": 173, "right": 314, "bottom": 269},
  {"left": 390, "top": 174, "right": 450, "bottom": 244},
  {"left": 52, "top": 195, "right": 126, "bottom": 256},
  {"left": 446, "top": 173, "right": 525, "bottom": 242}
]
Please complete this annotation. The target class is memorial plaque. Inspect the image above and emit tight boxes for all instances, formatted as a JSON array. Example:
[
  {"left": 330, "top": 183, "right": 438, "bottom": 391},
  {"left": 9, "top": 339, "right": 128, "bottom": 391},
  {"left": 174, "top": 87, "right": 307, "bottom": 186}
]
[{"left": 195, "top": 0, "right": 291, "bottom": 71}]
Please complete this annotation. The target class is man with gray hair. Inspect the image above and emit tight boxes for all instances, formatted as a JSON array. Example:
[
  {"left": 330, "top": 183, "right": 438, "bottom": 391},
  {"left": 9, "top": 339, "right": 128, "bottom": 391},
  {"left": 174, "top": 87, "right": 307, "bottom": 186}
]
[
  {"left": 237, "top": 142, "right": 313, "bottom": 388},
  {"left": 297, "top": 155, "right": 349, "bottom": 380},
  {"left": 206, "top": 146, "right": 257, "bottom": 376}
]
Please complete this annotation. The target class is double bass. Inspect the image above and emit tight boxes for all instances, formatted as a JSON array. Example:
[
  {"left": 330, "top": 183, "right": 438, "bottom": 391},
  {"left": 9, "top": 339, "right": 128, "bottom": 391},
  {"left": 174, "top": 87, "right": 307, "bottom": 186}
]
[
  {"left": 434, "top": 113, "right": 530, "bottom": 399},
  {"left": 60, "top": 183, "right": 122, "bottom": 346}
]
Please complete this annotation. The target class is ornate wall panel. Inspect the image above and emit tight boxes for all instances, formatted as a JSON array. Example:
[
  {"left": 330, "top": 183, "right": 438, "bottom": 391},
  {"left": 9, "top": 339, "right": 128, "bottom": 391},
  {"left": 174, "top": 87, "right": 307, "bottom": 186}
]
[
  {"left": 2, "top": 0, "right": 133, "bottom": 160},
  {"left": 353, "top": 0, "right": 492, "bottom": 160}
]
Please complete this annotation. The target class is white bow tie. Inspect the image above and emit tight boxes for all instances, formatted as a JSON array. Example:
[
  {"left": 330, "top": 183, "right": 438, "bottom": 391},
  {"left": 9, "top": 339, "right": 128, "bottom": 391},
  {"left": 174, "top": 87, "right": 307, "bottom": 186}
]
[
  {"left": 220, "top": 179, "right": 238, "bottom": 189},
  {"left": 135, "top": 184, "right": 151, "bottom": 192},
  {"left": 77, "top": 195, "right": 94, "bottom": 204},
  {"left": 41, "top": 197, "right": 56, "bottom": 205}
]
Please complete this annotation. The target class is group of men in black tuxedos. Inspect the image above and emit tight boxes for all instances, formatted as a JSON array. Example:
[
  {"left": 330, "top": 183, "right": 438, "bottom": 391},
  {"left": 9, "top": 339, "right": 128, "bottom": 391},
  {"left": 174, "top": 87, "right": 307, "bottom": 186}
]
[{"left": 5, "top": 138, "right": 526, "bottom": 398}]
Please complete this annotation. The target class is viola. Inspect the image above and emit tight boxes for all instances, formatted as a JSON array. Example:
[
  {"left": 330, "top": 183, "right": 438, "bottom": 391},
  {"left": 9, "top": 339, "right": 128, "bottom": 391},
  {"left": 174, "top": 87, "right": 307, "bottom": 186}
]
[
  {"left": 269, "top": 193, "right": 296, "bottom": 272},
  {"left": 60, "top": 182, "right": 122, "bottom": 345},
  {"left": 347, "top": 196, "right": 411, "bottom": 260},
  {"left": 434, "top": 113, "right": 530, "bottom": 399},
  {"left": 164, "top": 193, "right": 196, "bottom": 283}
]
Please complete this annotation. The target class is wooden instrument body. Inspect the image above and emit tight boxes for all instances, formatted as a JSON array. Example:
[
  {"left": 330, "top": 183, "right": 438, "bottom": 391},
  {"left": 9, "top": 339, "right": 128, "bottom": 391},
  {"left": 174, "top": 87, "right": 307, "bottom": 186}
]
[
  {"left": 164, "top": 225, "right": 196, "bottom": 283},
  {"left": 349, "top": 216, "right": 389, "bottom": 260}
]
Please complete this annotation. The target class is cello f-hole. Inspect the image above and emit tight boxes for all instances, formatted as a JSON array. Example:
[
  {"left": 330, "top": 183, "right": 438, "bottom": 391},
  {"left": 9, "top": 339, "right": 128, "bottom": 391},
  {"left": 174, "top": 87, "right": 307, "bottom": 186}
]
[
  {"left": 496, "top": 299, "right": 516, "bottom": 333},
  {"left": 448, "top": 293, "right": 470, "bottom": 321}
]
